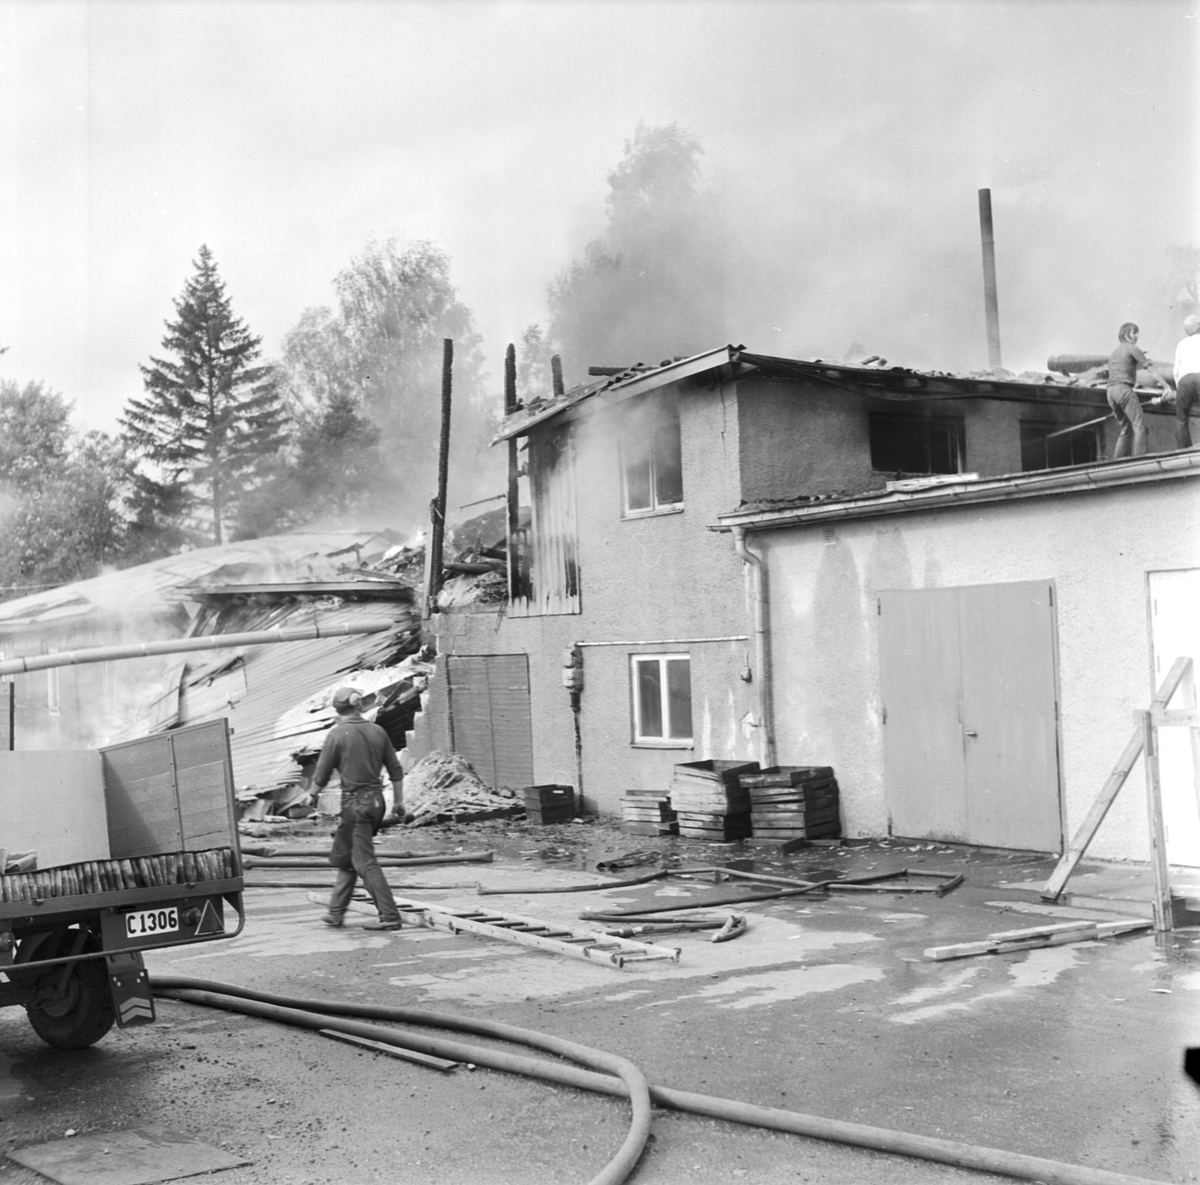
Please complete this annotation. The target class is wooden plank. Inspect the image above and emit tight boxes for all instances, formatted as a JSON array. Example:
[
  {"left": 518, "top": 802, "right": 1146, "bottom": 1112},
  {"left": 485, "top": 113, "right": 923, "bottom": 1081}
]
[
  {"left": 924, "top": 918, "right": 1150, "bottom": 961},
  {"left": 1041, "top": 658, "right": 1192, "bottom": 902},
  {"left": 1143, "top": 710, "right": 1174, "bottom": 932},
  {"left": 1041, "top": 728, "right": 1142, "bottom": 900}
]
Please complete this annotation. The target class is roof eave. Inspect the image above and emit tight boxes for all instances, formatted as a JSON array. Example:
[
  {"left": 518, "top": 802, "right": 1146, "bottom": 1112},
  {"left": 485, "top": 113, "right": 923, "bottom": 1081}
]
[
  {"left": 713, "top": 452, "right": 1200, "bottom": 532},
  {"left": 490, "top": 345, "right": 742, "bottom": 444}
]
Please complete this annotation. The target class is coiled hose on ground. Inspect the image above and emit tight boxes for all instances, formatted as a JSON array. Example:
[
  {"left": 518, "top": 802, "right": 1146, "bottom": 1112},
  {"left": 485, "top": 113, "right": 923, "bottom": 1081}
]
[{"left": 151, "top": 977, "right": 1170, "bottom": 1185}]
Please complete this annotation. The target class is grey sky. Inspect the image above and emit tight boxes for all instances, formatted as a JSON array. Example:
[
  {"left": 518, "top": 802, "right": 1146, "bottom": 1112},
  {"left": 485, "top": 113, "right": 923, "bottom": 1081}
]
[{"left": 1, "top": 0, "right": 1196, "bottom": 432}]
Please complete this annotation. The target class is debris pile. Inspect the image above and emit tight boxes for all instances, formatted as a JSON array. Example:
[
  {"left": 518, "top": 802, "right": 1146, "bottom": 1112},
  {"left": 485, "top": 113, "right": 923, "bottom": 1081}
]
[{"left": 403, "top": 751, "right": 520, "bottom": 826}]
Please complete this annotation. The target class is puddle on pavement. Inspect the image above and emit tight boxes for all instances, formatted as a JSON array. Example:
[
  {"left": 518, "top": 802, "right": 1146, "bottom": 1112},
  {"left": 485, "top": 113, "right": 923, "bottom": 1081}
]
[
  {"left": 658, "top": 963, "right": 886, "bottom": 1010},
  {"left": 887, "top": 945, "right": 1085, "bottom": 1025}
]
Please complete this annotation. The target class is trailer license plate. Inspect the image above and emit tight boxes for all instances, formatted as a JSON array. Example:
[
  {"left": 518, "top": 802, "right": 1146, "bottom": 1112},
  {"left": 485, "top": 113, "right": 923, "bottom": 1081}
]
[{"left": 124, "top": 907, "right": 179, "bottom": 938}]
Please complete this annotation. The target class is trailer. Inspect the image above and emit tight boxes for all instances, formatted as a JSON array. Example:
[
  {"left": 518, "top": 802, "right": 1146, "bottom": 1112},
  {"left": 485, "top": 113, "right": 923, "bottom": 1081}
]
[{"left": 0, "top": 720, "right": 244, "bottom": 1047}]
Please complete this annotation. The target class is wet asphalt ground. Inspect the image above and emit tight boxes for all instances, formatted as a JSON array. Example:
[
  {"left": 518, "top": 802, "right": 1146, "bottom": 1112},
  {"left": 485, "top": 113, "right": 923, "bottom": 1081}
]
[{"left": 1, "top": 819, "right": 1198, "bottom": 1185}]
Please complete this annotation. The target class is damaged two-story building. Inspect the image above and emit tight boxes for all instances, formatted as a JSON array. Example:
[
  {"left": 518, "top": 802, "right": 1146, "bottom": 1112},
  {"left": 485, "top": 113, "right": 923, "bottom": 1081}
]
[{"left": 411, "top": 344, "right": 1200, "bottom": 866}]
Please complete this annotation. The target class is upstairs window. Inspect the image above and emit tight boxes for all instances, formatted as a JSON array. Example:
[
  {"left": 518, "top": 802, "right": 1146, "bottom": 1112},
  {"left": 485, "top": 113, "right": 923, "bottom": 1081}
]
[
  {"left": 622, "top": 413, "right": 683, "bottom": 515},
  {"left": 869, "top": 413, "right": 964, "bottom": 475},
  {"left": 1019, "top": 420, "right": 1102, "bottom": 472},
  {"left": 631, "top": 654, "right": 693, "bottom": 746}
]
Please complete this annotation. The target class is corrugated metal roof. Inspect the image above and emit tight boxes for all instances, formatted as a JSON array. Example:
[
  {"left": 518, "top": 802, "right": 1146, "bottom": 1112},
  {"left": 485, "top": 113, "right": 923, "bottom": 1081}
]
[
  {"left": 111, "top": 599, "right": 423, "bottom": 796},
  {"left": 0, "top": 530, "right": 399, "bottom": 630}
]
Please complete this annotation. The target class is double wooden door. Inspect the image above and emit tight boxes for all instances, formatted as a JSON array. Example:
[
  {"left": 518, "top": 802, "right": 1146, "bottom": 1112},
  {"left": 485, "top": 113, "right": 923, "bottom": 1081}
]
[{"left": 879, "top": 581, "right": 1063, "bottom": 852}]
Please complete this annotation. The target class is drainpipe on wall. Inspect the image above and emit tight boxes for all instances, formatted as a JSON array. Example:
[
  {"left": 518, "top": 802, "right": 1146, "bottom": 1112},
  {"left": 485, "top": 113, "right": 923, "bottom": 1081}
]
[
  {"left": 562, "top": 646, "right": 585, "bottom": 814},
  {"left": 732, "top": 527, "right": 776, "bottom": 768}
]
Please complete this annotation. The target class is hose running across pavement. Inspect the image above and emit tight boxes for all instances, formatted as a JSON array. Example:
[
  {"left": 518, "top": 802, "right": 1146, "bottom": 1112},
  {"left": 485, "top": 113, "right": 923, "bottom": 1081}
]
[
  {"left": 150, "top": 977, "right": 1170, "bottom": 1185},
  {"left": 152, "top": 977, "right": 651, "bottom": 1185}
]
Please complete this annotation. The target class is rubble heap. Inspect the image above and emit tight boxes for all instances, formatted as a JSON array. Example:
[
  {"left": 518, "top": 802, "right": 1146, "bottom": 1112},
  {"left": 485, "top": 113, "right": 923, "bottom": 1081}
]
[{"left": 403, "top": 750, "right": 519, "bottom": 826}]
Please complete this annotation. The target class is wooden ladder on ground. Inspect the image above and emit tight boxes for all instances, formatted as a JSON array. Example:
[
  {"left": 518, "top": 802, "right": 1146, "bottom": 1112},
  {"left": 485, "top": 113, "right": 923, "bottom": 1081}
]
[
  {"left": 393, "top": 896, "right": 682, "bottom": 969},
  {"left": 1042, "top": 656, "right": 1200, "bottom": 931}
]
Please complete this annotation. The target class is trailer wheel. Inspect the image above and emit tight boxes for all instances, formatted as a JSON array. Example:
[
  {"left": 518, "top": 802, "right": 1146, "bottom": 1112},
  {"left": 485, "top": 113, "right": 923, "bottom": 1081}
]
[{"left": 23, "top": 929, "right": 115, "bottom": 1049}]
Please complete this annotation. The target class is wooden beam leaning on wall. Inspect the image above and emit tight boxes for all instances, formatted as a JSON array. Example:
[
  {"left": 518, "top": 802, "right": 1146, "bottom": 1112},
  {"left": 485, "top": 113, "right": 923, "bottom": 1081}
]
[{"left": 1041, "top": 656, "right": 1199, "bottom": 914}]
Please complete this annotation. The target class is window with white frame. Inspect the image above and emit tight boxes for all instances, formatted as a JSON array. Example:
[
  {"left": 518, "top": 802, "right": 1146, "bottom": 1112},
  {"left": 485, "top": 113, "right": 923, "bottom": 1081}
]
[
  {"left": 621, "top": 412, "right": 683, "bottom": 515},
  {"left": 630, "top": 654, "right": 693, "bottom": 745}
]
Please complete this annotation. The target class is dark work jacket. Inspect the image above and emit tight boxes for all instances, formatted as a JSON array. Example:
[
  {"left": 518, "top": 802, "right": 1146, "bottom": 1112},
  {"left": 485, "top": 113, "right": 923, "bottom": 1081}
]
[{"left": 313, "top": 716, "right": 402, "bottom": 794}]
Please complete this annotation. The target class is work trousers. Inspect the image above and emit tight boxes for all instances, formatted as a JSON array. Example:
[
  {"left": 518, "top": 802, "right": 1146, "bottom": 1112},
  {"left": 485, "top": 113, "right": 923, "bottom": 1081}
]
[
  {"left": 1176, "top": 373, "right": 1200, "bottom": 450},
  {"left": 1107, "top": 383, "right": 1147, "bottom": 458},
  {"left": 327, "top": 788, "right": 400, "bottom": 924}
]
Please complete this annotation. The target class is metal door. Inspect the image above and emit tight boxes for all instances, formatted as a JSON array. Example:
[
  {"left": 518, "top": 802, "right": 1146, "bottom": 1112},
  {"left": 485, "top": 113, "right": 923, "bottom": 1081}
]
[
  {"left": 880, "top": 581, "right": 1063, "bottom": 851},
  {"left": 1148, "top": 570, "right": 1200, "bottom": 866},
  {"left": 447, "top": 654, "right": 534, "bottom": 791}
]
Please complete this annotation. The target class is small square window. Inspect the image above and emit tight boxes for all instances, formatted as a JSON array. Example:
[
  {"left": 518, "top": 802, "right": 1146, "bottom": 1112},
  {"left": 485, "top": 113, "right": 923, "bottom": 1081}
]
[
  {"left": 631, "top": 654, "right": 692, "bottom": 745},
  {"left": 869, "top": 414, "right": 964, "bottom": 475},
  {"left": 622, "top": 414, "right": 683, "bottom": 515}
]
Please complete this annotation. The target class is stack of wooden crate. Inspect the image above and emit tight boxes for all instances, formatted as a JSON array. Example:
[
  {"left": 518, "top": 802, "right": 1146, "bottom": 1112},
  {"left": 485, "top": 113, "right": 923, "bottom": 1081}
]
[
  {"left": 620, "top": 790, "right": 678, "bottom": 836},
  {"left": 740, "top": 766, "right": 841, "bottom": 845},
  {"left": 670, "top": 760, "right": 759, "bottom": 841}
]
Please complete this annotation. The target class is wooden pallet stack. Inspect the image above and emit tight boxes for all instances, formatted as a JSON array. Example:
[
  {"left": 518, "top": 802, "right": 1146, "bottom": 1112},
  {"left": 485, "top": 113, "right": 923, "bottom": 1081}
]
[
  {"left": 620, "top": 790, "right": 677, "bottom": 836},
  {"left": 0, "top": 847, "right": 236, "bottom": 904},
  {"left": 670, "top": 760, "right": 759, "bottom": 841},
  {"left": 740, "top": 766, "right": 841, "bottom": 844}
]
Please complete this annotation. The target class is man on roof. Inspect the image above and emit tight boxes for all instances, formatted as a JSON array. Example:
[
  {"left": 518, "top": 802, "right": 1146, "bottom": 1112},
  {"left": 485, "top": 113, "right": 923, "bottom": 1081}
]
[
  {"left": 314, "top": 686, "right": 411, "bottom": 931},
  {"left": 1104, "top": 322, "right": 1173, "bottom": 458},
  {"left": 1172, "top": 314, "right": 1200, "bottom": 450}
]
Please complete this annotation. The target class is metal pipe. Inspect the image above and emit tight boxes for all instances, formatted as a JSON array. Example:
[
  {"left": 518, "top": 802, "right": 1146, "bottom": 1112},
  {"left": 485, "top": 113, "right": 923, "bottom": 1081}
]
[
  {"left": 1044, "top": 414, "right": 1112, "bottom": 440},
  {"left": 575, "top": 636, "right": 749, "bottom": 648},
  {"left": 732, "top": 528, "right": 776, "bottom": 767},
  {"left": 0, "top": 620, "right": 400, "bottom": 677},
  {"left": 978, "top": 188, "right": 1002, "bottom": 369}
]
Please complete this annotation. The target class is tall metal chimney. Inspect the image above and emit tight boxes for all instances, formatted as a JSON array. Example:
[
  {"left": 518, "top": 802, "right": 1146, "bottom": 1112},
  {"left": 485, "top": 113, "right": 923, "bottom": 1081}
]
[{"left": 978, "top": 188, "right": 1002, "bottom": 370}]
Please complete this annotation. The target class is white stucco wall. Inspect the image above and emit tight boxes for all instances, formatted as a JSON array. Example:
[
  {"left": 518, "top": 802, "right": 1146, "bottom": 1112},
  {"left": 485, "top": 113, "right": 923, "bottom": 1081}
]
[
  {"left": 759, "top": 474, "right": 1200, "bottom": 860},
  {"left": 437, "top": 380, "right": 762, "bottom": 816}
]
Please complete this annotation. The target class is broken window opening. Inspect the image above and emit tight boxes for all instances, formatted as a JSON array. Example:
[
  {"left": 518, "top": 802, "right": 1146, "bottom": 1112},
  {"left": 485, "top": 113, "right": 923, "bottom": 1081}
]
[
  {"left": 868, "top": 413, "right": 965, "bottom": 475},
  {"left": 508, "top": 426, "right": 580, "bottom": 617},
  {"left": 622, "top": 412, "right": 683, "bottom": 516},
  {"left": 631, "top": 653, "right": 693, "bottom": 745},
  {"left": 1019, "top": 420, "right": 1102, "bottom": 472}
]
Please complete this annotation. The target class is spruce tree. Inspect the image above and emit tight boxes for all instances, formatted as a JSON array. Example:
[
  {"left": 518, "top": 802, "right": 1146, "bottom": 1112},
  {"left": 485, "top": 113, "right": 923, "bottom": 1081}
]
[{"left": 122, "top": 246, "right": 284, "bottom": 545}]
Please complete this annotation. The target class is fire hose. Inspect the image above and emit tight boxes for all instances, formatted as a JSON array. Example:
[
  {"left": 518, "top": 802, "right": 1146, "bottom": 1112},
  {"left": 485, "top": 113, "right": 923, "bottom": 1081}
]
[{"left": 151, "top": 976, "right": 1169, "bottom": 1185}]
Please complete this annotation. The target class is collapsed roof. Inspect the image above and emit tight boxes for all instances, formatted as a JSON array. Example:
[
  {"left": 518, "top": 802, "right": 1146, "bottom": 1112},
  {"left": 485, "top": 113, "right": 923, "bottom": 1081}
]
[{"left": 492, "top": 344, "right": 1126, "bottom": 444}]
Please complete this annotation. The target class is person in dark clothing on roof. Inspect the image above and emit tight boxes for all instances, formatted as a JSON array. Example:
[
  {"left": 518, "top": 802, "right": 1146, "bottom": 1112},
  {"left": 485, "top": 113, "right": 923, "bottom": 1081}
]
[
  {"left": 1105, "top": 322, "right": 1172, "bottom": 458},
  {"left": 314, "top": 686, "right": 410, "bottom": 930}
]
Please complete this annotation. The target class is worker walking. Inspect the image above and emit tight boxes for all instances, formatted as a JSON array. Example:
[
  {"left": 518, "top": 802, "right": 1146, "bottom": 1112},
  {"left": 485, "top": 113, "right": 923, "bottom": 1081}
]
[
  {"left": 314, "top": 687, "right": 410, "bottom": 930},
  {"left": 1173, "top": 314, "right": 1200, "bottom": 449},
  {"left": 1105, "top": 322, "right": 1172, "bottom": 458}
]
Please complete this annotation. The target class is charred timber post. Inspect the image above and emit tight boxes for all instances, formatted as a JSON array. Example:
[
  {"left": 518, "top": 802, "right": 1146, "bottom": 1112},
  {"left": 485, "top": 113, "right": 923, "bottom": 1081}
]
[
  {"left": 504, "top": 344, "right": 520, "bottom": 603},
  {"left": 978, "top": 188, "right": 1002, "bottom": 370},
  {"left": 551, "top": 354, "right": 565, "bottom": 397},
  {"left": 427, "top": 338, "right": 454, "bottom": 615}
]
